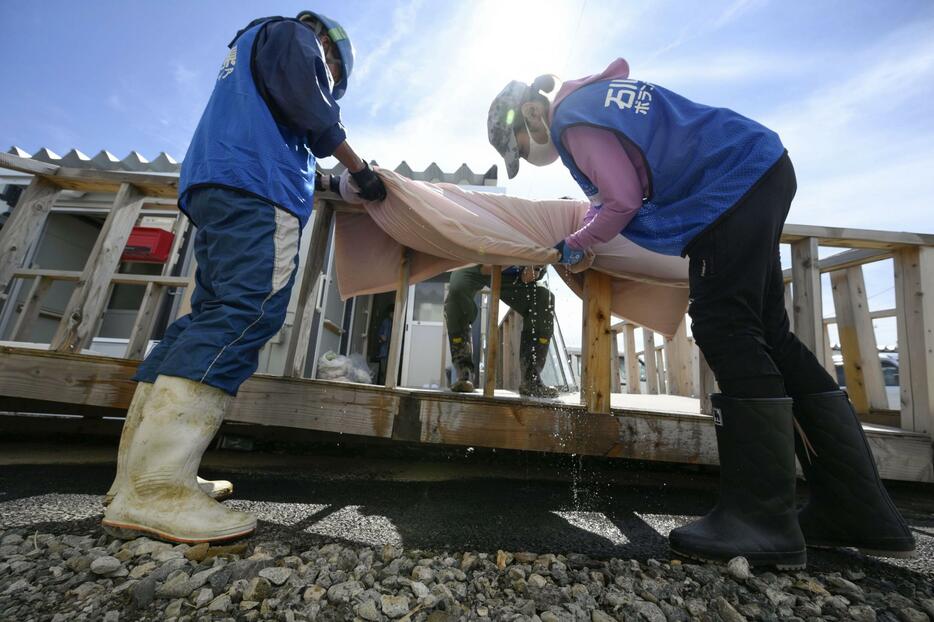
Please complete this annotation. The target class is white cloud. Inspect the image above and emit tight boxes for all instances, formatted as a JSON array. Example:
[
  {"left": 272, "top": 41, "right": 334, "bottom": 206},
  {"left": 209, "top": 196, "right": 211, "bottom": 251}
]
[
  {"left": 645, "top": 0, "right": 769, "bottom": 60},
  {"left": 763, "top": 21, "right": 934, "bottom": 232},
  {"left": 639, "top": 51, "right": 793, "bottom": 86},
  {"left": 711, "top": 0, "right": 768, "bottom": 29},
  {"left": 332, "top": 2, "right": 933, "bottom": 351},
  {"left": 172, "top": 63, "right": 198, "bottom": 88},
  {"left": 342, "top": 0, "right": 629, "bottom": 174},
  {"left": 106, "top": 93, "right": 124, "bottom": 111},
  {"left": 354, "top": 0, "right": 425, "bottom": 86}
]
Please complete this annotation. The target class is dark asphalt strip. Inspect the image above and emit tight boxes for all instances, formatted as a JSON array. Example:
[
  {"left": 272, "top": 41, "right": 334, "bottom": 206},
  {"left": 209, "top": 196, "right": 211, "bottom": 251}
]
[{"left": 1, "top": 461, "right": 932, "bottom": 585}]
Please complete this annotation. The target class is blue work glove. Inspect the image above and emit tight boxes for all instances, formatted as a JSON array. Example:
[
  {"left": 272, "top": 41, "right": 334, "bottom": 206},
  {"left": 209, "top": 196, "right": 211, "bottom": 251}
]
[{"left": 554, "top": 240, "right": 585, "bottom": 265}]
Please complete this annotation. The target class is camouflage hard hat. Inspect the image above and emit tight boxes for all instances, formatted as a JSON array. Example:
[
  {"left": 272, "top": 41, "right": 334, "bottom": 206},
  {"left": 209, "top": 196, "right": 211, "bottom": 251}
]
[{"left": 488, "top": 80, "right": 531, "bottom": 179}]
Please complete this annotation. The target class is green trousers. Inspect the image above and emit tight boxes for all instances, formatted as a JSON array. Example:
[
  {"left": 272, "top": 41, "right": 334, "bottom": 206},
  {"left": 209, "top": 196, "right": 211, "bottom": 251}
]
[{"left": 444, "top": 266, "right": 555, "bottom": 341}]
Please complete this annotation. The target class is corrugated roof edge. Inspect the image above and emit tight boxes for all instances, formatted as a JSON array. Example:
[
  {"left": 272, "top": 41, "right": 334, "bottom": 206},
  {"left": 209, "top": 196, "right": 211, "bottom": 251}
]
[{"left": 7, "top": 146, "right": 498, "bottom": 186}]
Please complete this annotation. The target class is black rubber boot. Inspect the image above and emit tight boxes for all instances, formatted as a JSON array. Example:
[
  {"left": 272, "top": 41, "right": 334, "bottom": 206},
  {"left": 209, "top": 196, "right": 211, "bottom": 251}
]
[
  {"left": 669, "top": 394, "right": 807, "bottom": 569},
  {"left": 448, "top": 331, "right": 475, "bottom": 393},
  {"left": 519, "top": 336, "right": 560, "bottom": 399},
  {"left": 793, "top": 390, "right": 915, "bottom": 558}
]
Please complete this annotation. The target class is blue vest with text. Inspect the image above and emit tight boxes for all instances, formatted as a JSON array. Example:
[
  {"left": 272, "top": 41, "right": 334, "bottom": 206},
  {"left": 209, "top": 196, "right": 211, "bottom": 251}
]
[
  {"left": 551, "top": 79, "right": 784, "bottom": 255},
  {"left": 180, "top": 18, "right": 316, "bottom": 227}
]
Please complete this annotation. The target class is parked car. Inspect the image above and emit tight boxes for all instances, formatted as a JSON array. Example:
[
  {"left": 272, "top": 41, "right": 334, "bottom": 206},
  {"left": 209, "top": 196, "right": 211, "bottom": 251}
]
[{"left": 833, "top": 352, "right": 900, "bottom": 410}]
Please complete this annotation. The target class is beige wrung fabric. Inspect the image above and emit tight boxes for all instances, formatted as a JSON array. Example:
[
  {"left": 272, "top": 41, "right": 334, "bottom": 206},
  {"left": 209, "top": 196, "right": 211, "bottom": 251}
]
[{"left": 333, "top": 169, "right": 690, "bottom": 336}]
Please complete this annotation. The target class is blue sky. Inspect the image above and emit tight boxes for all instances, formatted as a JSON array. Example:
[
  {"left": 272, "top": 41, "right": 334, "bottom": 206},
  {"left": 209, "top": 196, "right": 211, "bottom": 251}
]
[{"left": 2, "top": 0, "right": 933, "bottom": 347}]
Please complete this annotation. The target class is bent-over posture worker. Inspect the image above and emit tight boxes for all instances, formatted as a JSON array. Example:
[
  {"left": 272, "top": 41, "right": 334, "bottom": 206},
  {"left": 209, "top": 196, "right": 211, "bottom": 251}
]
[
  {"left": 445, "top": 265, "right": 559, "bottom": 398},
  {"left": 103, "top": 10, "right": 386, "bottom": 544},
  {"left": 487, "top": 58, "right": 914, "bottom": 567}
]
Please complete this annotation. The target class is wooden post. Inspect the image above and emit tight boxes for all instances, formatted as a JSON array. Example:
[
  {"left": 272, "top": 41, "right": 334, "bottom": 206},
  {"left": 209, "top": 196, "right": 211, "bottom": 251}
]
[
  {"left": 829, "top": 267, "right": 887, "bottom": 413},
  {"left": 581, "top": 270, "right": 612, "bottom": 413},
  {"left": 894, "top": 247, "right": 934, "bottom": 435},
  {"left": 124, "top": 283, "right": 166, "bottom": 359},
  {"left": 0, "top": 177, "right": 62, "bottom": 292},
  {"left": 783, "top": 282, "right": 795, "bottom": 333},
  {"left": 655, "top": 347, "right": 667, "bottom": 394},
  {"left": 691, "top": 341, "right": 700, "bottom": 398},
  {"left": 610, "top": 332, "right": 621, "bottom": 393},
  {"left": 643, "top": 329, "right": 659, "bottom": 394},
  {"left": 623, "top": 323, "right": 640, "bottom": 395},
  {"left": 175, "top": 257, "right": 197, "bottom": 320},
  {"left": 500, "top": 310, "right": 523, "bottom": 391},
  {"left": 384, "top": 249, "right": 410, "bottom": 389},
  {"left": 664, "top": 319, "right": 694, "bottom": 397},
  {"left": 284, "top": 202, "right": 335, "bottom": 377},
  {"left": 51, "top": 183, "right": 146, "bottom": 353},
  {"left": 791, "top": 237, "right": 825, "bottom": 366},
  {"left": 125, "top": 213, "right": 189, "bottom": 359},
  {"left": 698, "top": 348, "right": 717, "bottom": 414},
  {"left": 439, "top": 283, "right": 449, "bottom": 389},
  {"left": 10, "top": 276, "right": 52, "bottom": 341},
  {"left": 483, "top": 267, "right": 502, "bottom": 397},
  {"left": 822, "top": 323, "right": 837, "bottom": 376},
  {"left": 166, "top": 212, "right": 190, "bottom": 260}
]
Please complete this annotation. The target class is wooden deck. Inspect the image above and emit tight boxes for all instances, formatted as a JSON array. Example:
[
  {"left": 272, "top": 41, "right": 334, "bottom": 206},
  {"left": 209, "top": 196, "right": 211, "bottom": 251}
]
[
  {"left": 1, "top": 152, "right": 933, "bottom": 487},
  {"left": 1, "top": 345, "right": 930, "bottom": 483}
]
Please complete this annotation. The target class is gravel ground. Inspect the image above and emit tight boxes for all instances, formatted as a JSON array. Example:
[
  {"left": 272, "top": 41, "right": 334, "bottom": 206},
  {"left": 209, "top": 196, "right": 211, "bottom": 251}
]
[{"left": 1, "top": 451, "right": 933, "bottom": 621}]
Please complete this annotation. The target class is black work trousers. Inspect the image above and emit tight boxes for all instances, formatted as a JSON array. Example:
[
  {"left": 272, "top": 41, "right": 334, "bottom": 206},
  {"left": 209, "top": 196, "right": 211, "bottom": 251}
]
[{"left": 686, "top": 152, "right": 838, "bottom": 399}]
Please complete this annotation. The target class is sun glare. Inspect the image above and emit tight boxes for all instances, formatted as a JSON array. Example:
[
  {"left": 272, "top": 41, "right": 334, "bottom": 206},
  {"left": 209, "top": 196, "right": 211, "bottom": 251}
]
[{"left": 468, "top": 0, "right": 580, "bottom": 82}]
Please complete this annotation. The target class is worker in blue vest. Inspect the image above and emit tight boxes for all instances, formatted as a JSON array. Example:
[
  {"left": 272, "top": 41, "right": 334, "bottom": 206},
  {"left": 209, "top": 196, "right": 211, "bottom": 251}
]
[
  {"left": 103, "top": 10, "right": 386, "bottom": 544},
  {"left": 487, "top": 59, "right": 914, "bottom": 567}
]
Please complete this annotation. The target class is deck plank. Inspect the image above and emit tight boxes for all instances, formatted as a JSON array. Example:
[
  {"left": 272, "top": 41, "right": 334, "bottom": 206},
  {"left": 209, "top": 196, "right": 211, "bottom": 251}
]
[{"left": 0, "top": 345, "right": 929, "bottom": 482}]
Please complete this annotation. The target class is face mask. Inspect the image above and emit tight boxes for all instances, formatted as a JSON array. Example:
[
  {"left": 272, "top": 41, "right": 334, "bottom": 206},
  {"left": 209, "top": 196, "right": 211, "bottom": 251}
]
[{"left": 523, "top": 114, "right": 559, "bottom": 167}]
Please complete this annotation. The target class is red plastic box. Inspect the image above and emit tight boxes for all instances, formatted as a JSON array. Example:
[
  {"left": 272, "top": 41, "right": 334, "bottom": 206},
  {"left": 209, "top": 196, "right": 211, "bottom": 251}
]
[{"left": 121, "top": 227, "right": 175, "bottom": 263}]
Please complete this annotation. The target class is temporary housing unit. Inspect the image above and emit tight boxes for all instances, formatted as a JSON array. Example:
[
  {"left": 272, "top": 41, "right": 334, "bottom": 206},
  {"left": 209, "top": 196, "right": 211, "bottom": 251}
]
[
  {"left": 1, "top": 148, "right": 932, "bottom": 483},
  {"left": 0, "top": 148, "right": 575, "bottom": 392}
]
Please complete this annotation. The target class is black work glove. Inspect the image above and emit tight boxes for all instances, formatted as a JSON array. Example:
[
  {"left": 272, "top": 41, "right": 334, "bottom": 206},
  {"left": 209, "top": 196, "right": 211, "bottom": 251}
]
[{"left": 350, "top": 162, "right": 387, "bottom": 202}]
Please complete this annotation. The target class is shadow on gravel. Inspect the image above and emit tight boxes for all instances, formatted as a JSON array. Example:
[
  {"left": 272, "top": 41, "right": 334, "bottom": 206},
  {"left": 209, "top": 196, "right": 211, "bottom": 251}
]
[{"left": 2, "top": 461, "right": 933, "bottom": 584}]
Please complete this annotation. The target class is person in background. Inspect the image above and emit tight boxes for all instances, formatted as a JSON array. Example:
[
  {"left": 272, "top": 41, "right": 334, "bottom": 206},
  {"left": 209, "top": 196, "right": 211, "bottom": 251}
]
[
  {"left": 103, "top": 10, "right": 386, "bottom": 544},
  {"left": 444, "top": 265, "right": 559, "bottom": 398},
  {"left": 486, "top": 59, "right": 914, "bottom": 567},
  {"left": 376, "top": 306, "right": 393, "bottom": 384}
]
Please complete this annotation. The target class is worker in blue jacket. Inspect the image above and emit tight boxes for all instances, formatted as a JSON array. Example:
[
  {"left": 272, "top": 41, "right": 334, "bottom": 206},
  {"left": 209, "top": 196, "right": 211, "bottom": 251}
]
[{"left": 103, "top": 11, "right": 386, "bottom": 544}]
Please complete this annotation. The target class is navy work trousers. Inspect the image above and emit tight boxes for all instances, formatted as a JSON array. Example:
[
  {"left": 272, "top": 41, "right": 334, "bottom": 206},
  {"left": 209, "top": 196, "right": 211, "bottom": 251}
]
[
  {"left": 134, "top": 187, "right": 302, "bottom": 395},
  {"left": 686, "top": 153, "right": 838, "bottom": 399}
]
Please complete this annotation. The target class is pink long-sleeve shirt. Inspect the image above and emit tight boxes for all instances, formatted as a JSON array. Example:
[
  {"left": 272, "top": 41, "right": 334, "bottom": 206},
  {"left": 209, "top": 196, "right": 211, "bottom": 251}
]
[{"left": 551, "top": 58, "right": 650, "bottom": 251}]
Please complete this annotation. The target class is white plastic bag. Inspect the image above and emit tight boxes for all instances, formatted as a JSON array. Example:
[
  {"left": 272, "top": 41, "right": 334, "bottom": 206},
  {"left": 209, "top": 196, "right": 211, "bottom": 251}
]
[
  {"left": 316, "top": 351, "right": 373, "bottom": 384},
  {"left": 317, "top": 351, "right": 350, "bottom": 380},
  {"left": 348, "top": 353, "right": 373, "bottom": 383}
]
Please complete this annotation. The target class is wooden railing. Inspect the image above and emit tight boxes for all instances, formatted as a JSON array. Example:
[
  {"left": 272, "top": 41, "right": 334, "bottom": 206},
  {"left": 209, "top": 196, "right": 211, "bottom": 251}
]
[
  {"left": 1, "top": 152, "right": 932, "bottom": 443},
  {"left": 0, "top": 155, "right": 192, "bottom": 360},
  {"left": 561, "top": 225, "right": 933, "bottom": 440}
]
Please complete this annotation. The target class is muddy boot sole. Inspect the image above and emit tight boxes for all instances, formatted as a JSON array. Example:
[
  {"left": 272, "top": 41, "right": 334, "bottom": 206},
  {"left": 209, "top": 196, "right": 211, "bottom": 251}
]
[{"left": 102, "top": 519, "right": 254, "bottom": 545}]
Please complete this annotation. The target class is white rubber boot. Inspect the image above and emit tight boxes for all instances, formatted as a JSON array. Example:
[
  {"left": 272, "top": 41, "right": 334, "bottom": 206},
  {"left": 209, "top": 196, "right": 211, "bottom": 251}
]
[
  {"left": 103, "top": 382, "right": 234, "bottom": 506},
  {"left": 102, "top": 375, "right": 256, "bottom": 543},
  {"left": 103, "top": 382, "right": 153, "bottom": 505}
]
